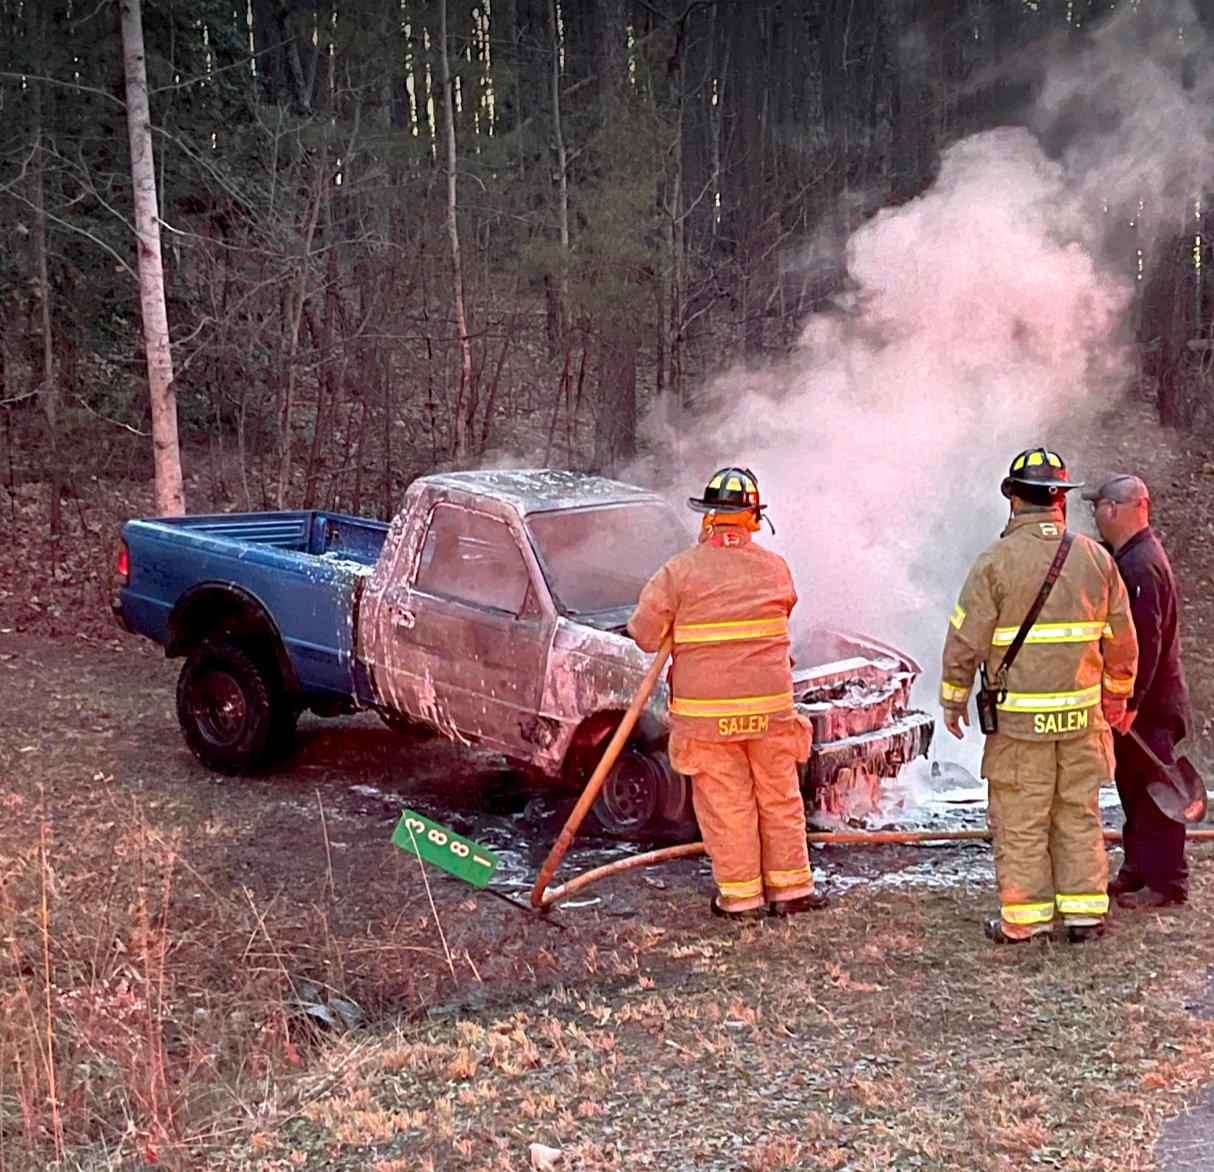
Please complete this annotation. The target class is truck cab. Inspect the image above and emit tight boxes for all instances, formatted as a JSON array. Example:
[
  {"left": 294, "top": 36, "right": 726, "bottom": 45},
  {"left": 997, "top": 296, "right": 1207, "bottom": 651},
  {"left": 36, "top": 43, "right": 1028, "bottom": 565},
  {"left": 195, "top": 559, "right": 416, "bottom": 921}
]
[{"left": 360, "top": 473, "right": 676, "bottom": 760}]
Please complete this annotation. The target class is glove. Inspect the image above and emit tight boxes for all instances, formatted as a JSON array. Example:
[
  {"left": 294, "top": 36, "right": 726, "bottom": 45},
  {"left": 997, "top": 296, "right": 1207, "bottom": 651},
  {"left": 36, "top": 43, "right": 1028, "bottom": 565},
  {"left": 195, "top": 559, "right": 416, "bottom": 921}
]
[
  {"left": 943, "top": 706, "right": 968, "bottom": 740},
  {"left": 1102, "top": 695, "right": 1133, "bottom": 734}
]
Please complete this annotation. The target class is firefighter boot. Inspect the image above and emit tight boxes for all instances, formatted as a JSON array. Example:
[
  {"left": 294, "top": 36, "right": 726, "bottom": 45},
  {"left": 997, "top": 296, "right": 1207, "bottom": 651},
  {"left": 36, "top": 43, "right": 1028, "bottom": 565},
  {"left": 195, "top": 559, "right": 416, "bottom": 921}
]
[
  {"left": 711, "top": 897, "right": 765, "bottom": 922},
  {"left": 1063, "top": 919, "right": 1106, "bottom": 943},
  {"left": 1115, "top": 887, "right": 1185, "bottom": 910},
  {"left": 769, "top": 891, "right": 829, "bottom": 916},
  {"left": 1108, "top": 870, "right": 1145, "bottom": 898},
  {"left": 984, "top": 917, "right": 1053, "bottom": 945}
]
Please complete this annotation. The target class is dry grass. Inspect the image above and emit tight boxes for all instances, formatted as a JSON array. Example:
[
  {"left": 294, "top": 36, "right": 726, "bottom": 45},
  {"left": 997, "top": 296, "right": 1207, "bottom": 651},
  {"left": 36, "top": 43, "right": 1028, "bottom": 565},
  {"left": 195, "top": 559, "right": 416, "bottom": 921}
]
[
  {"left": 0, "top": 636, "right": 659, "bottom": 1168},
  {"left": 233, "top": 870, "right": 1214, "bottom": 1171},
  {"left": 2, "top": 402, "right": 1214, "bottom": 1167},
  {"left": 0, "top": 797, "right": 312, "bottom": 1168},
  {"left": 11, "top": 693, "right": 1212, "bottom": 1170}
]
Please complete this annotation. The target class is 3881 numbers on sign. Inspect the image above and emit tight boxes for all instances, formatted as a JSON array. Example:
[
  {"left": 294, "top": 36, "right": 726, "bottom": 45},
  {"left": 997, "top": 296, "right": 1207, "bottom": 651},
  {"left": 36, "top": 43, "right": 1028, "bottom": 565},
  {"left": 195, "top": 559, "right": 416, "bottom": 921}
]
[{"left": 390, "top": 809, "right": 499, "bottom": 889}]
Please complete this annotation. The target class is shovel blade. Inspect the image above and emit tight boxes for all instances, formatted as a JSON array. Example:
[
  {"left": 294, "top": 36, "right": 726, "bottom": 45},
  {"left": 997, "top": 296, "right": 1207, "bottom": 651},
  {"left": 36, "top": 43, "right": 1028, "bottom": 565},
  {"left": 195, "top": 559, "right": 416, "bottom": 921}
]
[
  {"left": 1145, "top": 757, "right": 1207, "bottom": 826},
  {"left": 1174, "top": 756, "right": 1208, "bottom": 823},
  {"left": 1128, "top": 729, "right": 1208, "bottom": 825}
]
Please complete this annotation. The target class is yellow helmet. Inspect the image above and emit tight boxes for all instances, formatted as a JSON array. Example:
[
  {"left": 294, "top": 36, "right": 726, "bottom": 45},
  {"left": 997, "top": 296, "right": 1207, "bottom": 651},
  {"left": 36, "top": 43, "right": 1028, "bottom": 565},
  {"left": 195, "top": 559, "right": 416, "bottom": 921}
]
[
  {"left": 1000, "top": 447, "right": 1083, "bottom": 500},
  {"left": 687, "top": 467, "right": 764, "bottom": 516}
]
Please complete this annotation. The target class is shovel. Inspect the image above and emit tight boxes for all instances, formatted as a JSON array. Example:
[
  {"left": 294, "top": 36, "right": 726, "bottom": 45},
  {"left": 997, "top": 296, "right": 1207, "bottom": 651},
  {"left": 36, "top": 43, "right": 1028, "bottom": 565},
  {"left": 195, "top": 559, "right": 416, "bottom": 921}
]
[{"left": 1127, "top": 729, "right": 1209, "bottom": 825}]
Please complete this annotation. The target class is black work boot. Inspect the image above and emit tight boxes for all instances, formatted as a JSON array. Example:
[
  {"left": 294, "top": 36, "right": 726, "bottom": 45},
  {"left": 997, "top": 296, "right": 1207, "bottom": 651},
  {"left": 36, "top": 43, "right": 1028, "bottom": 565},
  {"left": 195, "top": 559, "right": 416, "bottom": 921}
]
[
  {"left": 769, "top": 891, "right": 830, "bottom": 916},
  {"left": 1063, "top": 919, "right": 1106, "bottom": 944},
  {"left": 1116, "top": 887, "right": 1186, "bottom": 910},
  {"left": 710, "top": 897, "right": 765, "bottom": 922},
  {"left": 1108, "top": 871, "right": 1145, "bottom": 898},
  {"left": 984, "top": 917, "right": 1052, "bottom": 945}
]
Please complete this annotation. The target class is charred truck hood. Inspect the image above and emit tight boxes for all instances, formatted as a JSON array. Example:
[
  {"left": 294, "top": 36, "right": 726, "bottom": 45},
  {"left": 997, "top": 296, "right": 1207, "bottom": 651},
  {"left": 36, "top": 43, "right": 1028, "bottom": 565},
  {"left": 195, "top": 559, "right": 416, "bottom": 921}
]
[{"left": 546, "top": 617, "right": 933, "bottom": 822}]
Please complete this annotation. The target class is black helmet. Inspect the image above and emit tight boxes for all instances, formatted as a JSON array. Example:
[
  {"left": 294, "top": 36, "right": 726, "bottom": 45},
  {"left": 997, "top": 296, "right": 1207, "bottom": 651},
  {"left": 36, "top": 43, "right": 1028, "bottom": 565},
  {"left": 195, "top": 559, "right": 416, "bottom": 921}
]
[
  {"left": 1000, "top": 447, "right": 1083, "bottom": 501},
  {"left": 688, "top": 466, "right": 764, "bottom": 515}
]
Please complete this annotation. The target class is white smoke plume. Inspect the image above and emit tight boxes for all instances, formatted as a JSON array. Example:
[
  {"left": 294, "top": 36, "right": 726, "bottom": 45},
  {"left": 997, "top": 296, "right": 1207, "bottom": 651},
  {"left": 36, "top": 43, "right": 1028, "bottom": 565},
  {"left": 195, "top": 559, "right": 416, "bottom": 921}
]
[{"left": 641, "top": 1, "right": 1214, "bottom": 767}]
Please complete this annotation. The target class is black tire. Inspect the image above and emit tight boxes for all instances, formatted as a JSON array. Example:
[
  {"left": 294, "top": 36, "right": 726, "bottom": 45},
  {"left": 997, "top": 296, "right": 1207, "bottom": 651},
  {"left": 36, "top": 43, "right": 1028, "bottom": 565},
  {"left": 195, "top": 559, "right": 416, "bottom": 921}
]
[
  {"left": 652, "top": 755, "right": 697, "bottom": 841},
  {"left": 590, "top": 746, "right": 698, "bottom": 842},
  {"left": 266, "top": 700, "right": 301, "bottom": 762},
  {"left": 176, "top": 641, "right": 285, "bottom": 772}
]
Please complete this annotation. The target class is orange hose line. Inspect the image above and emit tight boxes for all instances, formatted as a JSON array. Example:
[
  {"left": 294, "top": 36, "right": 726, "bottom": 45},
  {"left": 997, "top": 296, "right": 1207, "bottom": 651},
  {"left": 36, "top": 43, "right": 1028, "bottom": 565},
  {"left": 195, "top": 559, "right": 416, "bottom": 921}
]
[
  {"left": 538, "top": 825, "right": 1214, "bottom": 908},
  {"left": 530, "top": 638, "right": 673, "bottom": 908}
]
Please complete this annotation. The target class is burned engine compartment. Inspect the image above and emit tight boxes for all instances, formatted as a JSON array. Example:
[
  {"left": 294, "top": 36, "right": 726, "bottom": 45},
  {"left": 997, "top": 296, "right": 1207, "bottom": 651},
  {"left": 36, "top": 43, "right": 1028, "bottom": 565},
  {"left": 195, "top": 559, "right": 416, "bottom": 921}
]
[{"left": 791, "top": 631, "right": 934, "bottom": 823}]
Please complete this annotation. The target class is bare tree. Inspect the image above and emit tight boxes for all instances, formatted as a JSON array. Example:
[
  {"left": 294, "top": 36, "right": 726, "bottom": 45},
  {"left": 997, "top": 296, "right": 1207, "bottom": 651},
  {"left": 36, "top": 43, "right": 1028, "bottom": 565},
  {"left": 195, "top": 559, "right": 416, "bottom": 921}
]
[
  {"left": 440, "top": 0, "right": 474, "bottom": 464},
  {"left": 30, "top": 101, "right": 60, "bottom": 534},
  {"left": 119, "top": 0, "right": 185, "bottom": 515},
  {"left": 591, "top": 0, "right": 638, "bottom": 473},
  {"left": 550, "top": 0, "right": 570, "bottom": 331},
  {"left": 21, "top": 0, "right": 61, "bottom": 536}
]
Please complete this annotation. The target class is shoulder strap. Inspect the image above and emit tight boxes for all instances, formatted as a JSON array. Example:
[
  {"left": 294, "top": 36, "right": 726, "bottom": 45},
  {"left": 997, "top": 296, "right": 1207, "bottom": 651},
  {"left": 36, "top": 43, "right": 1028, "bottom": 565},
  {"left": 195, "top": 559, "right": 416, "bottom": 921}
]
[{"left": 996, "top": 530, "right": 1075, "bottom": 681}]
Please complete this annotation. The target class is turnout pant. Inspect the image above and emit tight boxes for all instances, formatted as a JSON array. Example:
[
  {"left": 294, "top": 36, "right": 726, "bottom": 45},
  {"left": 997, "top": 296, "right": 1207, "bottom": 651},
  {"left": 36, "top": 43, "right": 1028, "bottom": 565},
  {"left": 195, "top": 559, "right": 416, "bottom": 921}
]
[
  {"left": 669, "top": 719, "right": 814, "bottom": 912},
  {"left": 1113, "top": 719, "right": 1188, "bottom": 901},
  {"left": 982, "top": 730, "right": 1114, "bottom": 937}
]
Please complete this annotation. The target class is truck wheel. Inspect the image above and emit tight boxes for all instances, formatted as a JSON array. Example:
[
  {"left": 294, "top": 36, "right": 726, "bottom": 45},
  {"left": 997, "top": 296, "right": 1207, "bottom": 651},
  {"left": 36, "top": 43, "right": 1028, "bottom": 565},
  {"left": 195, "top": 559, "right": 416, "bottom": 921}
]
[
  {"left": 266, "top": 701, "right": 300, "bottom": 763},
  {"left": 176, "top": 641, "right": 281, "bottom": 772},
  {"left": 590, "top": 747, "right": 697, "bottom": 842}
]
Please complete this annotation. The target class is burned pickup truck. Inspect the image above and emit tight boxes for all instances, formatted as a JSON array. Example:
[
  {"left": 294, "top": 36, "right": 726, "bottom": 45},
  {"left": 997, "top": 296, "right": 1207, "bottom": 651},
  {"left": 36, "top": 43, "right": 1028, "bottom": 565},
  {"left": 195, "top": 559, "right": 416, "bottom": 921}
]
[{"left": 114, "top": 470, "right": 932, "bottom": 837}]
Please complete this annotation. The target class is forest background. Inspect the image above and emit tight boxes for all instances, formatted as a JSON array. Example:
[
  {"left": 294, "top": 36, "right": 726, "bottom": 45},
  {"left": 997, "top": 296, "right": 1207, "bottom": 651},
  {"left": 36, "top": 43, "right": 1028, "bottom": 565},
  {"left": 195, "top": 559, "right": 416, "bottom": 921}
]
[
  {"left": 6, "top": 5, "right": 1214, "bottom": 1168},
  {"left": 4, "top": 0, "right": 1214, "bottom": 539}
]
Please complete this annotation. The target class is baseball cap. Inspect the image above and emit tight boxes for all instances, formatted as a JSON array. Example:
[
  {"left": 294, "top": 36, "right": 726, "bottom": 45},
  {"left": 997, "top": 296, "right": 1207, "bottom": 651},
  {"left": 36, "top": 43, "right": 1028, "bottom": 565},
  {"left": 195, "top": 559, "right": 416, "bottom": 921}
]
[{"left": 1080, "top": 474, "right": 1150, "bottom": 504}]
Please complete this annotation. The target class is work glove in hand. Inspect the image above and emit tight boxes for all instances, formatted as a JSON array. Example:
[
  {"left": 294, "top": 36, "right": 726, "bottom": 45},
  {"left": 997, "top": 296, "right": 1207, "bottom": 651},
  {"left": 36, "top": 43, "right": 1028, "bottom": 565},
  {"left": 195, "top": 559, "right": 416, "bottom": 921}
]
[
  {"left": 1102, "top": 695, "right": 1132, "bottom": 734},
  {"left": 943, "top": 706, "right": 968, "bottom": 740}
]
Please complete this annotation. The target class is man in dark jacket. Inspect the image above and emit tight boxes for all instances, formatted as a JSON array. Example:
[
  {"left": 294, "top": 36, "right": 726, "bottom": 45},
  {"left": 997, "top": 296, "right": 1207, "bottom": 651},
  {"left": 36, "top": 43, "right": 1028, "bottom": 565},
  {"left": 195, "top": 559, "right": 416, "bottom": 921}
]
[{"left": 1083, "top": 474, "right": 1192, "bottom": 908}]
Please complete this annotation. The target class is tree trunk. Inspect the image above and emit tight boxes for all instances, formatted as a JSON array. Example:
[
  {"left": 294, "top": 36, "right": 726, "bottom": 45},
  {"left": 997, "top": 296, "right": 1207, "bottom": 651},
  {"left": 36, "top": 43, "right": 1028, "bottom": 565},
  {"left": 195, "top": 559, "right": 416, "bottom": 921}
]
[
  {"left": 119, "top": 0, "right": 186, "bottom": 516},
  {"left": 596, "top": 0, "right": 627, "bottom": 106},
  {"left": 302, "top": 243, "right": 339, "bottom": 509},
  {"left": 275, "top": 158, "right": 324, "bottom": 508},
  {"left": 668, "top": 26, "right": 686, "bottom": 403},
  {"left": 440, "top": 0, "right": 475, "bottom": 464},
  {"left": 593, "top": 333, "right": 637, "bottom": 472},
  {"left": 591, "top": 0, "right": 637, "bottom": 474},
  {"left": 550, "top": 0, "right": 570, "bottom": 331},
  {"left": 29, "top": 64, "right": 61, "bottom": 537}
]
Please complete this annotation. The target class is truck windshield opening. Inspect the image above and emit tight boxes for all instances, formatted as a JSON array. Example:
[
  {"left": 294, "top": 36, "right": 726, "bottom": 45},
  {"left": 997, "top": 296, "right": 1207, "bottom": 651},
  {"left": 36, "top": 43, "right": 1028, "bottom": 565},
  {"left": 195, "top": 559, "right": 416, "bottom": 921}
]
[{"left": 527, "top": 503, "right": 690, "bottom": 616}]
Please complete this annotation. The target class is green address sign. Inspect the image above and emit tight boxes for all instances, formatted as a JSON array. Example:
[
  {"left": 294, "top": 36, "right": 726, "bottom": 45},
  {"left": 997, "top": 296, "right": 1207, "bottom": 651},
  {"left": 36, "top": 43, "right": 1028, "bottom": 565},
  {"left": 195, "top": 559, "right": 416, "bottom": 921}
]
[{"left": 391, "top": 809, "right": 499, "bottom": 889}]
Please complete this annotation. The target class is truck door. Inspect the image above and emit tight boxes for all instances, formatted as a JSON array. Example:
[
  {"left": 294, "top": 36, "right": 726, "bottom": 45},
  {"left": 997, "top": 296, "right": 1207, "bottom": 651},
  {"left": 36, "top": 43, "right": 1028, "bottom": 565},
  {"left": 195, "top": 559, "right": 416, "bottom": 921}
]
[{"left": 374, "top": 503, "right": 554, "bottom": 755}]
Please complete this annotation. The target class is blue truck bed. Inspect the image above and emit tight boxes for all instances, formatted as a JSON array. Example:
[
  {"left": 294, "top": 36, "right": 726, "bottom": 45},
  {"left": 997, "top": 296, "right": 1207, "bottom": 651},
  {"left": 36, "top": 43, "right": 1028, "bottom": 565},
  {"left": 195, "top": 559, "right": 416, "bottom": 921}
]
[{"left": 117, "top": 510, "right": 388, "bottom": 701}]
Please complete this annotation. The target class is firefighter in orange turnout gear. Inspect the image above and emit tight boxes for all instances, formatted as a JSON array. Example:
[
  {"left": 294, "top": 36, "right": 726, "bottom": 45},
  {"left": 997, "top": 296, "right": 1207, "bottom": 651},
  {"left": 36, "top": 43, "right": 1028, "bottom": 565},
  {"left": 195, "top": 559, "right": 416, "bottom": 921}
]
[
  {"left": 941, "top": 448, "right": 1138, "bottom": 944},
  {"left": 628, "top": 468, "right": 827, "bottom": 920}
]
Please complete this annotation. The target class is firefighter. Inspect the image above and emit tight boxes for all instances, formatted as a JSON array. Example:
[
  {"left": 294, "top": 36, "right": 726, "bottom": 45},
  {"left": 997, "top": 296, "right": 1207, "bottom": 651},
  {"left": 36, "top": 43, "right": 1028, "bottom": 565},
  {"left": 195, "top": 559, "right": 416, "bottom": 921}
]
[
  {"left": 941, "top": 448, "right": 1138, "bottom": 944},
  {"left": 628, "top": 467, "right": 827, "bottom": 920},
  {"left": 1083, "top": 474, "right": 1192, "bottom": 908}
]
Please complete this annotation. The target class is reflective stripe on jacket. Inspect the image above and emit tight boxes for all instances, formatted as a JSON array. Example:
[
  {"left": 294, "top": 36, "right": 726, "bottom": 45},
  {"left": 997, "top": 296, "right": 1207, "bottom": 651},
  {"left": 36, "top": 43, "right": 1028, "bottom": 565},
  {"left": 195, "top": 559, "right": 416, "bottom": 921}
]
[
  {"left": 628, "top": 529, "right": 798, "bottom": 741},
  {"left": 940, "top": 508, "right": 1138, "bottom": 741}
]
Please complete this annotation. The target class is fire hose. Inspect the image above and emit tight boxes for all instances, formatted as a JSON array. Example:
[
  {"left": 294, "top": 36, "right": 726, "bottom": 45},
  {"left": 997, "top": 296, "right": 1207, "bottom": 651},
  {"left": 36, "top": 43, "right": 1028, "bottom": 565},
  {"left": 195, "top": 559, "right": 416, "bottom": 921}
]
[
  {"left": 538, "top": 826, "right": 1214, "bottom": 907},
  {"left": 531, "top": 638, "right": 674, "bottom": 908},
  {"left": 530, "top": 639, "right": 1214, "bottom": 910}
]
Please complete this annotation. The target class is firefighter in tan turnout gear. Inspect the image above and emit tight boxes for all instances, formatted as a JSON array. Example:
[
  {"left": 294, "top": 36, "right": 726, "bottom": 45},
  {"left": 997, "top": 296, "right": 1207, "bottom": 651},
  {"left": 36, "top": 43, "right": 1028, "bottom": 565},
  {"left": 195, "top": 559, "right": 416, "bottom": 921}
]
[
  {"left": 941, "top": 448, "right": 1138, "bottom": 944},
  {"left": 628, "top": 468, "right": 827, "bottom": 920}
]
